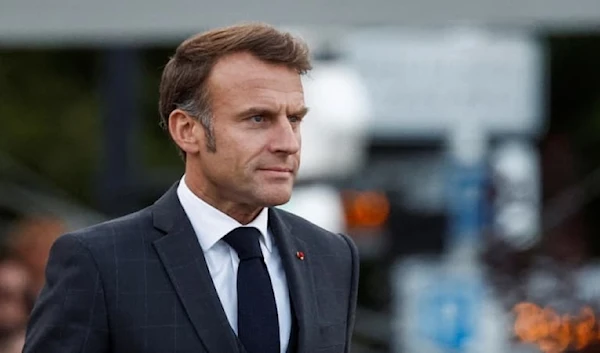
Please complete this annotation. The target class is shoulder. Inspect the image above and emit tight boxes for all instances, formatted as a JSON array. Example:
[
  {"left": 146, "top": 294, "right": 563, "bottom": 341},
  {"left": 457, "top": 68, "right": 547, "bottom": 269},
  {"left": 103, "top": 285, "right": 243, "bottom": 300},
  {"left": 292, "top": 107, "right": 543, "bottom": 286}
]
[
  {"left": 54, "top": 206, "right": 155, "bottom": 256},
  {"left": 272, "top": 207, "right": 358, "bottom": 260}
]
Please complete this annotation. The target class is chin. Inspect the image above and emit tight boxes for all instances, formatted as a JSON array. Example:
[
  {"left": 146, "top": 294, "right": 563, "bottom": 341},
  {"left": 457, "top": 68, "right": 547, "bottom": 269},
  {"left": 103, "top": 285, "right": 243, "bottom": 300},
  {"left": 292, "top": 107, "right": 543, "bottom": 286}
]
[
  {"left": 260, "top": 190, "right": 292, "bottom": 207},
  {"left": 266, "top": 195, "right": 292, "bottom": 207}
]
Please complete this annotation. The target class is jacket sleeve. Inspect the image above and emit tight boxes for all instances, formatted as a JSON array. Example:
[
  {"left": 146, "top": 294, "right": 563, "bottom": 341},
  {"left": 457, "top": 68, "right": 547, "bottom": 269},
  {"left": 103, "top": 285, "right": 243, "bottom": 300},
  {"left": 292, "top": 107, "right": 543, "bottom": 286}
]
[
  {"left": 23, "top": 233, "right": 110, "bottom": 353},
  {"left": 339, "top": 233, "right": 360, "bottom": 353}
]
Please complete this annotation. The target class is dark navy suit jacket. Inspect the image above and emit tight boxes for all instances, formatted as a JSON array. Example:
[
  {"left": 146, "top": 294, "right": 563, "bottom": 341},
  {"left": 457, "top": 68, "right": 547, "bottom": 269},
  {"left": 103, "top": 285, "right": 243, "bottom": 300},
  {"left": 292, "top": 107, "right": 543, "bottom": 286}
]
[{"left": 23, "top": 183, "right": 359, "bottom": 353}]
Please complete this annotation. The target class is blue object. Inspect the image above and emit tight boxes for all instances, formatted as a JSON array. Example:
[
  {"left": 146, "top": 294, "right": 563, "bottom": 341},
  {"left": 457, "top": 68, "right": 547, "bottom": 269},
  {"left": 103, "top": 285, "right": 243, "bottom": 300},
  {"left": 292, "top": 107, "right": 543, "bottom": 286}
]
[
  {"left": 446, "top": 159, "right": 488, "bottom": 244},
  {"left": 417, "top": 276, "right": 483, "bottom": 351}
]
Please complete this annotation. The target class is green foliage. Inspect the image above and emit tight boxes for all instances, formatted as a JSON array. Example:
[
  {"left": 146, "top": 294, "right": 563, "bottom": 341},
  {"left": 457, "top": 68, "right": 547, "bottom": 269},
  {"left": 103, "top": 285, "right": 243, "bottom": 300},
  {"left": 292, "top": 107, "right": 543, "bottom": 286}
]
[
  {"left": 0, "top": 50, "right": 100, "bottom": 203},
  {"left": 139, "top": 48, "right": 183, "bottom": 171},
  {"left": 0, "top": 48, "right": 184, "bottom": 209}
]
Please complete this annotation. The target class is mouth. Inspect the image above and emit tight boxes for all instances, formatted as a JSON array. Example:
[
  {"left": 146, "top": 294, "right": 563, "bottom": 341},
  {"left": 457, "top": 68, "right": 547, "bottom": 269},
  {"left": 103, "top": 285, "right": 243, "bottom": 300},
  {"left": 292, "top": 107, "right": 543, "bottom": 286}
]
[
  {"left": 258, "top": 167, "right": 295, "bottom": 177},
  {"left": 259, "top": 167, "right": 294, "bottom": 173}
]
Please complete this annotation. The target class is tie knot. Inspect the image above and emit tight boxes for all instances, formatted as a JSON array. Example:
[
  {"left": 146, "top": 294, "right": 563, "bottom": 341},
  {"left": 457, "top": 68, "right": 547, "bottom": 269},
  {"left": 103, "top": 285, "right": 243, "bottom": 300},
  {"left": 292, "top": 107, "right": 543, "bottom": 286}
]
[{"left": 224, "top": 227, "right": 263, "bottom": 260}]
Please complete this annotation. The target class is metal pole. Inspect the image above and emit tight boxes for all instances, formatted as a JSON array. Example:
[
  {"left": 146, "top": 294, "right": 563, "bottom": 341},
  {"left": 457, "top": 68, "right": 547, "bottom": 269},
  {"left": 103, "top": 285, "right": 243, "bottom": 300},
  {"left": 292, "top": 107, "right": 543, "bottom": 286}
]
[{"left": 97, "top": 47, "right": 140, "bottom": 217}]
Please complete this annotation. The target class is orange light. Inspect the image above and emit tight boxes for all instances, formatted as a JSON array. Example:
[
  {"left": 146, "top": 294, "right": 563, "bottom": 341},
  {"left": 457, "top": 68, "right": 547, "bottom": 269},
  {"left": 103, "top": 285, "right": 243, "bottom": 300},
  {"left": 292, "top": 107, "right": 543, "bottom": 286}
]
[
  {"left": 574, "top": 307, "right": 595, "bottom": 350},
  {"left": 343, "top": 190, "right": 390, "bottom": 229},
  {"left": 513, "top": 302, "right": 599, "bottom": 353}
]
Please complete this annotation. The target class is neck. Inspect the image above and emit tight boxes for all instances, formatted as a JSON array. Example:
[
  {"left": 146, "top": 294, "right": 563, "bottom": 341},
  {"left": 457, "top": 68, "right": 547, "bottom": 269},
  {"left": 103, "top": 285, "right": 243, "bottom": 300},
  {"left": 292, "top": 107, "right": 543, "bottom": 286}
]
[
  {"left": 183, "top": 174, "right": 262, "bottom": 225},
  {"left": 220, "top": 201, "right": 263, "bottom": 225}
]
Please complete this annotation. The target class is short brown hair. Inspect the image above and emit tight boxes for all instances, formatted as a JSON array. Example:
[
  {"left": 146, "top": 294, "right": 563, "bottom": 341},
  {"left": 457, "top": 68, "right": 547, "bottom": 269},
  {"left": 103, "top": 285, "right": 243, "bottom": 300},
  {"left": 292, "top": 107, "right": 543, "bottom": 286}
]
[{"left": 158, "top": 22, "right": 312, "bottom": 155}]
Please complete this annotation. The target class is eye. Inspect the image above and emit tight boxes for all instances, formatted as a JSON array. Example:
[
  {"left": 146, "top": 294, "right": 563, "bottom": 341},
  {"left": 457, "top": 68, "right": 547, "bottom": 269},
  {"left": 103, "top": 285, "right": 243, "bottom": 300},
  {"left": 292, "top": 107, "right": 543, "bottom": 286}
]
[
  {"left": 251, "top": 115, "right": 265, "bottom": 123},
  {"left": 288, "top": 115, "right": 302, "bottom": 123}
]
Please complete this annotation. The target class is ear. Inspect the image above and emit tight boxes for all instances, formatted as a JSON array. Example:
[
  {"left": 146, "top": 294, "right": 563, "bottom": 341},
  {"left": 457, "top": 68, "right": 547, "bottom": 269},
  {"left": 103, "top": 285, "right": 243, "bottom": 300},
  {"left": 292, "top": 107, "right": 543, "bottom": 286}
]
[{"left": 168, "top": 109, "right": 203, "bottom": 155}]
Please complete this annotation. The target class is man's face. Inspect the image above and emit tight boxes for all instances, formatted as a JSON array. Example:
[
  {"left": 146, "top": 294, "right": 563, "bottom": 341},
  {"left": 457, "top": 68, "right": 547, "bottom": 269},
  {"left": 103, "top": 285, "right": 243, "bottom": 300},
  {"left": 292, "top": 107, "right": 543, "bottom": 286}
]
[
  {"left": 0, "top": 261, "right": 30, "bottom": 335},
  {"left": 189, "top": 52, "right": 307, "bottom": 210}
]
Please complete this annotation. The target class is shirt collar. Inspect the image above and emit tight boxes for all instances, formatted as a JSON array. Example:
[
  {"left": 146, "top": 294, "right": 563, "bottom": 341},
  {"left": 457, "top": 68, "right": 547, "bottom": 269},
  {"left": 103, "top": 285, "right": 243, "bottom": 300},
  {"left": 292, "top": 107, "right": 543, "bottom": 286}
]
[{"left": 176, "top": 176, "right": 272, "bottom": 253}]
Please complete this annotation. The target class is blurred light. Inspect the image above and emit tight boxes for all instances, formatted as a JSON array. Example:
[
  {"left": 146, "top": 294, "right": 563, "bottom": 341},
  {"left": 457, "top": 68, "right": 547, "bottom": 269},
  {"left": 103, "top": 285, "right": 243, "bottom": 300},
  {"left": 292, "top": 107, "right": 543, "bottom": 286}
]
[
  {"left": 513, "top": 302, "right": 599, "bottom": 353},
  {"left": 300, "top": 61, "right": 372, "bottom": 180},
  {"left": 490, "top": 140, "right": 541, "bottom": 249},
  {"left": 343, "top": 190, "right": 390, "bottom": 229}
]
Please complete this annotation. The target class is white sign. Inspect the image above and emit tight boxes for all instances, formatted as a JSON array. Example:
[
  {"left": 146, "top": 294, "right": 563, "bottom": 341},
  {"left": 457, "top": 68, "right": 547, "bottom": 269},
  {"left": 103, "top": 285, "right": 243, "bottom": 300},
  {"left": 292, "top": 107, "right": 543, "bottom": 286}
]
[{"left": 345, "top": 28, "right": 545, "bottom": 137}]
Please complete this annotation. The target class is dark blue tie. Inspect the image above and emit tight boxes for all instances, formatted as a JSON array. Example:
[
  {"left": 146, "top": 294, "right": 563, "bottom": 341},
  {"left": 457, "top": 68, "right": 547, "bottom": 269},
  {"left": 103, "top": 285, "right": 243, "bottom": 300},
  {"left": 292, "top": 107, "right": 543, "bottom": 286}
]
[{"left": 224, "top": 227, "right": 280, "bottom": 353}]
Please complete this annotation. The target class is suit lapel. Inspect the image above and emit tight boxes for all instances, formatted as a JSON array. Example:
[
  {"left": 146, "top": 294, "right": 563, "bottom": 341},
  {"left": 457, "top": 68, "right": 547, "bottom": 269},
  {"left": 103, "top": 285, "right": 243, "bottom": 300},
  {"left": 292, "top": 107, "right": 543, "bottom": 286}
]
[
  {"left": 269, "top": 208, "right": 318, "bottom": 353},
  {"left": 151, "top": 184, "right": 241, "bottom": 353}
]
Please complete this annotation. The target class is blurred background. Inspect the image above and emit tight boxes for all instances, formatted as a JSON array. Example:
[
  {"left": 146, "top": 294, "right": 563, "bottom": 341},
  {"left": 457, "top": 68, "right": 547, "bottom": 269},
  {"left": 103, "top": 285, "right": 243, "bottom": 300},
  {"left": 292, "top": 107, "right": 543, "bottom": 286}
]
[{"left": 2, "top": 1, "right": 600, "bottom": 352}]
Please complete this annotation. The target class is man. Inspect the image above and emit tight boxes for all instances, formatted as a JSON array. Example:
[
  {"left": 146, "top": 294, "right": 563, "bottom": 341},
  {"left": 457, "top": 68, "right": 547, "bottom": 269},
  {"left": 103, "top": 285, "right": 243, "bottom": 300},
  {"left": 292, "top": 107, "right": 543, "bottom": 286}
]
[{"left": 23, "top": 23, "right": 359, "bottom": 353}]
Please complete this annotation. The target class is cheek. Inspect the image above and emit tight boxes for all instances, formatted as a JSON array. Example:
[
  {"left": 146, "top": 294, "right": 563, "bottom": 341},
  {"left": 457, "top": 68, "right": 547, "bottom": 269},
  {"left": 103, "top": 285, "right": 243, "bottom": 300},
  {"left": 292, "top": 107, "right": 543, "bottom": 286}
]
[
  {"left": 217, "top": 128, "right": 276, "bottom": 170},
  {"left": 216, "top": 143, "right": 258, "bottom": 177}
]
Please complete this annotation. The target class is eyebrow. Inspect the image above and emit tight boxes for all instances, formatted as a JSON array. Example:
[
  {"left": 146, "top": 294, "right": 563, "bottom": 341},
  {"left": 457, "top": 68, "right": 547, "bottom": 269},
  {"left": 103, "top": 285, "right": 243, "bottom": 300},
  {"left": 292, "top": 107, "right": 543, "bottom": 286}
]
[
  {"left": 237, "top": 107, "right": 272, "bottom": 118},
  {"left": 292, "top": 106, "right": 310, "bottom": 118},
  {"left": 237, "top": 106, "right": 310, "bottom": 118}
]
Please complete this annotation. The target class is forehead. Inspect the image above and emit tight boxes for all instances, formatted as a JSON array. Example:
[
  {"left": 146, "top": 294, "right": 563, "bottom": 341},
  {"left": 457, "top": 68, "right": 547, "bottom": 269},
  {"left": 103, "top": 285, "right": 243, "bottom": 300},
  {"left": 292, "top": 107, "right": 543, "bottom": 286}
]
[{"left": 208, "top": 52, "right": 304, "bottom": 106}]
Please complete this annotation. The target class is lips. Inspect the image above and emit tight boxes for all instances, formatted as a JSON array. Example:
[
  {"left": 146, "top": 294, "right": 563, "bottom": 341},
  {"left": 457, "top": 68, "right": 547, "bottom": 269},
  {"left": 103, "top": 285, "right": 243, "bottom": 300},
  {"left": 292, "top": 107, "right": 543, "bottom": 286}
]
[{"left": 259, "top": 167, "right": 294, "bottom": 173}]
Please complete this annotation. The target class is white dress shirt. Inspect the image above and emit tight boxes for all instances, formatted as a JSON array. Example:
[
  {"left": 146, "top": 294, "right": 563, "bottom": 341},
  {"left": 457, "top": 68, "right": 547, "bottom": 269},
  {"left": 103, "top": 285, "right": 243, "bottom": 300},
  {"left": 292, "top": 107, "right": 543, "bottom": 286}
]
[{"left": 177, "top": 177, "right": 291, "bottom": 353}]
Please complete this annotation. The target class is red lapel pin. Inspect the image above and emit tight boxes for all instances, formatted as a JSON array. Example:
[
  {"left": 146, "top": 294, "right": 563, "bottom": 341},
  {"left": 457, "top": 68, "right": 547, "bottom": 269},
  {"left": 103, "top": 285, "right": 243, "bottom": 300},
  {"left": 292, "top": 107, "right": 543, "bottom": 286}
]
[{"left": 296, "top": 251, "right": 305, "bottom": 260}]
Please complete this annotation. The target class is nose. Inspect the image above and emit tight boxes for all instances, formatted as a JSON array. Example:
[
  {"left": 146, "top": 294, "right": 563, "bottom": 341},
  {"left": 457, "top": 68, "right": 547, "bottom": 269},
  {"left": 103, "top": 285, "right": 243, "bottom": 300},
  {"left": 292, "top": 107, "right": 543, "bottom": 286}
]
[{"left": 269, "top": 116, "right": 300, "bottom": 155}]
